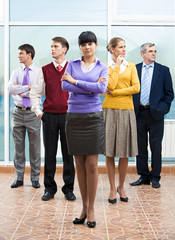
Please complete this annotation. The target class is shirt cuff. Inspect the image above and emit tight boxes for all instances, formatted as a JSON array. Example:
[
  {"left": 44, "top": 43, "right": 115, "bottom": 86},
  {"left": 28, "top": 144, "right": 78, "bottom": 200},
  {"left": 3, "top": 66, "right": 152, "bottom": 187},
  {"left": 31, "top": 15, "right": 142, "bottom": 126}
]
[{"left": 31, "top": 107, "right": 42, "bottom": 117}]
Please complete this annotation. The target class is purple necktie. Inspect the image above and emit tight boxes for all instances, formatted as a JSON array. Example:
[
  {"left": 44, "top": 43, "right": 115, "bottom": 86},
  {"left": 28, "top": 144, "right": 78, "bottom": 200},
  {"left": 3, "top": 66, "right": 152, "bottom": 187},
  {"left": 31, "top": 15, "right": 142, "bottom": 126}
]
[{"left": 22, "top": 67, "right": 30, "bottom": 108}]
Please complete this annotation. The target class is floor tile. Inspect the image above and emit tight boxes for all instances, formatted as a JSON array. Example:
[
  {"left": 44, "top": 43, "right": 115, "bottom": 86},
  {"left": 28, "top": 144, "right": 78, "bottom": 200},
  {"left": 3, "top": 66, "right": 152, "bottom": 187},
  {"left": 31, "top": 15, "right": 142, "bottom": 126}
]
[{"left": 0, "top": 172, "right": 175, "bottom": 239}]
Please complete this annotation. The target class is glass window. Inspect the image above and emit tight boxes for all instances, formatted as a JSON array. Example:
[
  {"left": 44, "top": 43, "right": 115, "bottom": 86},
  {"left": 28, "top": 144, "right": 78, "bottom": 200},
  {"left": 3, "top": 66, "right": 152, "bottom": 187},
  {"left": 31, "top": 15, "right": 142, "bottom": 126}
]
[
  {"left": 10, "top": 0, "right": 107, "bottom": 22},
  {"left": 112, "top": 0, "right": 174, "bottom": 17},
  {"left": 111, "top": 26, "right": 175, "bottom": 119},
  {"left": 0, "top": 0, "right": 4, "bottom": 23},
  {"left": 0, "top": 27, "right": 4, "bottom": 161},
  {"left": 9, "top": 26, "right": 107, "bottom": 161},
  {"left": 9, "top": 26, "right": 107, "bottom": 69}
]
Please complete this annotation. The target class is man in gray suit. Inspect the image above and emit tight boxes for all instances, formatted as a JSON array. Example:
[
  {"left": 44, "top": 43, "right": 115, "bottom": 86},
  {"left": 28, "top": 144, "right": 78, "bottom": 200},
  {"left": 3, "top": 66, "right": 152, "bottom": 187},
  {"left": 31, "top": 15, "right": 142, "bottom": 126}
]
[{"left": 8, "top": 44, "right": 41, "bottom": 188}]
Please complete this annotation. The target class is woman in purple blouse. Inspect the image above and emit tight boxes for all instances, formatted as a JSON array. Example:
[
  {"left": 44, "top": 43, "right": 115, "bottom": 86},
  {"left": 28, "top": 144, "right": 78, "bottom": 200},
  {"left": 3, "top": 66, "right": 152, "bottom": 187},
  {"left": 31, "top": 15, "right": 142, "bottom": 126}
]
[{"left": 62, "top": 31, "right": 108, "bottom": 228}]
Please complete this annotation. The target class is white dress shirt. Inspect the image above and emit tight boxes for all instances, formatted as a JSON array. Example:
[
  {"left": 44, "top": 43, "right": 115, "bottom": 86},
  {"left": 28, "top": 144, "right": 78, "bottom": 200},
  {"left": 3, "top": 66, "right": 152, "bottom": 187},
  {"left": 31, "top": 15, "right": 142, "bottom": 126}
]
[
  {"left": 140, "top": 61, "right": 154, "bottom": 105},
  {"left": 8, "top": 63, "right": 40, "bottom": 107},
  {"left": 79, "top": 57, "right": 100, "bottom": 73},
  {"left": 30, "top": 60, "right": 67, "bottom": 117},
  {"left": 108, "top": 59, "right": 128, "bottom": 73},
  {"left": 141, "top": 61, "right": 154, "bottom": 83}
]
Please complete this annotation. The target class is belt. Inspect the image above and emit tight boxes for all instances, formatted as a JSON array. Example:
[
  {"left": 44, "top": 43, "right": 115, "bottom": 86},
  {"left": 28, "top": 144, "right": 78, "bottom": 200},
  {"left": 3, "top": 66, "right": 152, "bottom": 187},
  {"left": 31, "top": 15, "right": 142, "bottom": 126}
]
[
  {"left": 15, "top": 105, "right": 31, "bottom": 111},
  {"left": 139, "top": 105, "right": 150, "bottom": 111}
]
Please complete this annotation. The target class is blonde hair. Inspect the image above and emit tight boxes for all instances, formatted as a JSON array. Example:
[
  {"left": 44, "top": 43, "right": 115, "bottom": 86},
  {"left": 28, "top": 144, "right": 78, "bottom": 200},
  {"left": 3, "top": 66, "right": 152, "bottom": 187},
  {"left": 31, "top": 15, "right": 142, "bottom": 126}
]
[{"left": 106, "top": 37, "right": 125, "bottom": 54}]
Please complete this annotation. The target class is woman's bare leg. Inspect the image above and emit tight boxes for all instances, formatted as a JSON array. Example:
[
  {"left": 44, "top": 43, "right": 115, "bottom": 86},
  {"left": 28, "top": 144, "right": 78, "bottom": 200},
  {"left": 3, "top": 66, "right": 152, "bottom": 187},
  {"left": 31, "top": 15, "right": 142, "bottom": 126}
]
[
  {"left": 106, "top": 156, "right": 116, "bottom": 200},
  {"left": 74, "top": 155, "right": 87, "bottom": 219},
  {"left": 118, "top": 157, "right": 128, "bottom": 197},
  {"left": 85, "top": 154, "right": 98, "bottom": 222}
]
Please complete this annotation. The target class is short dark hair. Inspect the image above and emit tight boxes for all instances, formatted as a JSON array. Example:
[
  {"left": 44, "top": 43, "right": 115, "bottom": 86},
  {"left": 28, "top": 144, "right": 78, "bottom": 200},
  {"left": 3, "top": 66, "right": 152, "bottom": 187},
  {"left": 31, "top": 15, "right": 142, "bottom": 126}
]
[
  {"left": 18, "top": 44, "right": 35, "bottom": 60},
  {"left": 78, "top": 31, "right": 97, "bottom": 46},
  {"left": 52, "top": 37, "right": 69, "bottom": 54}
]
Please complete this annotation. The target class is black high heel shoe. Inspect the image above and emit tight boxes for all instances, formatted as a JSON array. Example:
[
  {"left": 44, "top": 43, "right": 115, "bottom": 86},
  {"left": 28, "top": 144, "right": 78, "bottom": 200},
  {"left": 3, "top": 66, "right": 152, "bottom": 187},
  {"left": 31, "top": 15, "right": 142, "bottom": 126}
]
[
  {"left": 117, "top": 187, "right": 128, "bottom": 202},
  {"left": 73, "top": 215, "right": 87, "bottom": 224},
  {"left": 87, "top": 221, "right": 96, "bottom": 228},
  {"left": 108, "top": 198, "right": 117, "bottom": 204}
]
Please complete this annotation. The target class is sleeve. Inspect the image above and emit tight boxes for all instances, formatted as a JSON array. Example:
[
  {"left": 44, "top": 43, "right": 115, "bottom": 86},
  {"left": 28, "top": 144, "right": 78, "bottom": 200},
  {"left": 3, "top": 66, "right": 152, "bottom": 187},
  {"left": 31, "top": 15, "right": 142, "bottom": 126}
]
[
  {"left": 107, "top": 66, "right": 120, "bottom": 90},
  {"left": 163, "top": 67, "right": 174, "bottom": 110},
  {"left": 20, "top": 90, "right": 30, "bottom": 98},
  {"left": 8, "top": 70, "right": 29, "bottom": 95},
  {"left": 62, "top": 61, "right": 91, "bottom": 94},
  {"left": 112, "top": 64, "right": 140, "bottom": 96},
  {"left": 76, "top": 65, "right": 109, "bottom": 94},
  {"left": 30, "top": 69, "right": 45, "bottom": 116}
]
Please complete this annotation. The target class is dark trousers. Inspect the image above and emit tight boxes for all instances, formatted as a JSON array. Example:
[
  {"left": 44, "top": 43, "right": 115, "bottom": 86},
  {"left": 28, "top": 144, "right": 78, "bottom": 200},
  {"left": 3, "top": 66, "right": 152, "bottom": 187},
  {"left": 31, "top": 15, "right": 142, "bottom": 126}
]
[
  {"left": 136, "top": 108, "right": 164, "bottom": 182},
  {"left": 42, "top": 112, "right": 75, "bottom": 195}
]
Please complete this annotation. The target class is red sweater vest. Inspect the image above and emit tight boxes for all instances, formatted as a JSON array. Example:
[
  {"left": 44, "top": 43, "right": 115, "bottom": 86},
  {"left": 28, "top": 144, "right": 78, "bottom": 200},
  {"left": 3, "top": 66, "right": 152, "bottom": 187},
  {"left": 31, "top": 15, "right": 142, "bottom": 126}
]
[{"left": 42, "top": 62, "right": 69, "bottom": 113}]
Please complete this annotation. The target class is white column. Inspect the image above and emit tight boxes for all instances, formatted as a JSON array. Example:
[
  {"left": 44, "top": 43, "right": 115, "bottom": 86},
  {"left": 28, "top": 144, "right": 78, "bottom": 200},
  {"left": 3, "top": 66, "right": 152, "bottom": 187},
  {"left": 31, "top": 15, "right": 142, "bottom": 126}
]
[
  {"left": 107, "top": 0, "right": 112, "bottom": 63},
  {"left": 4, "top": 0, "right": 9, "bottom": 164}
]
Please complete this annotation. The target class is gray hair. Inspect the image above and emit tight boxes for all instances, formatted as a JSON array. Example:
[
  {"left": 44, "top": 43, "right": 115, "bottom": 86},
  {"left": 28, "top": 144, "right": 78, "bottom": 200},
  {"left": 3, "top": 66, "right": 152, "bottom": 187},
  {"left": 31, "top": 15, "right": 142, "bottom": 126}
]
[{"left": 140, "top": 43, "right": 155, "bottom": 54}]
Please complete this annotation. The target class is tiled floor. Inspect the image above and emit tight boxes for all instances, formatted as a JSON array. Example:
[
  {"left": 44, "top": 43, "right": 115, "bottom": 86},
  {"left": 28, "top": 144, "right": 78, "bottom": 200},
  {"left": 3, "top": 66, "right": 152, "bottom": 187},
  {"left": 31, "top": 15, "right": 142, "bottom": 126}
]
[{"left": 0, "top": 171, "right": 175, "bottom": 240}]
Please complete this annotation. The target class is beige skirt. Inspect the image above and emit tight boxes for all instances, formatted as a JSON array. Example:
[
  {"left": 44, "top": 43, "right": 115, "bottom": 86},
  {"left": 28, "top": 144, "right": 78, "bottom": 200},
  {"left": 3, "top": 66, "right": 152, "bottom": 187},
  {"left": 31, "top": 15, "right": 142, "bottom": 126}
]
[{"left": 103, "top": 108, "right": 138, "bottom": 158}]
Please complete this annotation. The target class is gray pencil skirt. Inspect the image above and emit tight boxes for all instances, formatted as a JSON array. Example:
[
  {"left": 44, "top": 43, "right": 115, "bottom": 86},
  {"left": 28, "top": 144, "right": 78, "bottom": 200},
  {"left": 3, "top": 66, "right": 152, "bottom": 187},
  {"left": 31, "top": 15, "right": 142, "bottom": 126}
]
[
  {"left": 103, "top": 108, "right": 138, "bottom": 158},
  {"left": 65, "top": 111, "right": 105, "bottom": 155}
]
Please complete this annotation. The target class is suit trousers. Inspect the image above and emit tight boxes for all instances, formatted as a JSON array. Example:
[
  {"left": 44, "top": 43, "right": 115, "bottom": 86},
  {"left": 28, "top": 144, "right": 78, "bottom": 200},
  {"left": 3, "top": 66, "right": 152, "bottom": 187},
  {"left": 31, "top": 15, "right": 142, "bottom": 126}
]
[
  {"left": 42, "top": 112, "right": 75, "bottom": 195},
  {"left": 11, "top": 107, "right": 41, "bottom": 181},
  {"left": 136, "top": 108, "right": 164, "bottom": 181}
]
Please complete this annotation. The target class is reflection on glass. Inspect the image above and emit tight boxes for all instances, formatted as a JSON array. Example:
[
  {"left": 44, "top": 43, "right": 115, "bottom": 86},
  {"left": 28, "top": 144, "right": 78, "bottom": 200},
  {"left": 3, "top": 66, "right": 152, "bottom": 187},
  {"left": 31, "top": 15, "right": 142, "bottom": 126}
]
[
  {"left": 0, "top": 27, "right": 4, "bottom": 161},
  {"left": 10, "top": 0, "right": 107, "bottom": 22},
  {"left": 111, "top": 26, "right": 175, "bottom": 119},
  {"left": 113, "top": 0, "right": 174, "bottom": 16},
  {"left": 9, "top": 26, "right": 107, "bottom": 161},
  {"left": 9, "top": 26, "right": 107, "bottom": 70},
  {"left": 0, "top": 0, "right": 4, "bottom": 23}
]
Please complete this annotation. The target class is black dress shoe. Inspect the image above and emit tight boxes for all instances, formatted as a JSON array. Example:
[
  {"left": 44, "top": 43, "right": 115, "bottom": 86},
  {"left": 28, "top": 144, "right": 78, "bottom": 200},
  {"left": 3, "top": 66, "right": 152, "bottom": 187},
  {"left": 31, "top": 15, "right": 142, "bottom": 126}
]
[
  {"left": 108, "top": 198, "right": 117, "bottom": 204},
  {"left": 65, "top": 192, "right": 76, "bottom": 201},
  {"left": 32, "top": 181, "right": 40, "bottom": 188},
  {"left": 41, "top": 192, "right": 54, "bottom": 201},
  {"left": 73, "top": 215, "right": 87, "bottom": 224},
  {"left": 130, "top": 178, "right": 150, "bottom": 186},
  {"left": 117, "top": 187, "right": 128, "bottom": 202},
  {"left": 152, "top": 181, "right": 160, "bottom": 188},
  {"left": 11, "top": 180, "right": 23, "bottom": 188},
  {"left": 87, "top": 221, "right": 96, "bottom": 228}
]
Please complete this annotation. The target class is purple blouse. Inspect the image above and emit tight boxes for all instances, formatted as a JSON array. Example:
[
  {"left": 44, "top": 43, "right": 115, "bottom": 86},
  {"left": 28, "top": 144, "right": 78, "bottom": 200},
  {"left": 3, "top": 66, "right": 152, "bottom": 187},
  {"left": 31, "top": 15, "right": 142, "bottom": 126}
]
[{"left": 62, "top": 59, "right": 109, "bottom": 113}]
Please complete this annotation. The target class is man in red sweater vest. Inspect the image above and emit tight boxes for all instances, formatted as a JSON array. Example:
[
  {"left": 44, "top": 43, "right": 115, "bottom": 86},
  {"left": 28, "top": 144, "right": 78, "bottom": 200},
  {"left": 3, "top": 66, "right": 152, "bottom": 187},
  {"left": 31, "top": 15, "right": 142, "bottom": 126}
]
[{"left": 30, "top": 37, "right": 76, "bottom": 201}]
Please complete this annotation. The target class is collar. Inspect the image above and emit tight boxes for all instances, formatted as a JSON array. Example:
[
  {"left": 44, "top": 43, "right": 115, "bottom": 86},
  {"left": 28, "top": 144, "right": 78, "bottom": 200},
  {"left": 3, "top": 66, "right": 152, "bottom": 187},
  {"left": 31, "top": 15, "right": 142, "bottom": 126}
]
[
  {"left": 73, "top": 57, "right": 101, "bottom": 64},
  {"left": 142, "top": 62, "right": 154, "bottom": 68},
  {"left": 108, "top": 59, "right": 128, "bottom": 68},
  {"left": 53, "top": 59, "right": 67, "bottom": 69},
  {"left": 22, "top": 63, "right": 34, "bottom": 71}
]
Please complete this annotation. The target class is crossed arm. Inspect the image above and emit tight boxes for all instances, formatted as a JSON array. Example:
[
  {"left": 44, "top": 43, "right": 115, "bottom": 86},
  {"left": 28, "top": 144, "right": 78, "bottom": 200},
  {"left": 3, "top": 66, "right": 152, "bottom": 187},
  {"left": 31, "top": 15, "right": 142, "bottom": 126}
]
[{"left": 61, "top": 64, "right": 109, "bottom": 94}]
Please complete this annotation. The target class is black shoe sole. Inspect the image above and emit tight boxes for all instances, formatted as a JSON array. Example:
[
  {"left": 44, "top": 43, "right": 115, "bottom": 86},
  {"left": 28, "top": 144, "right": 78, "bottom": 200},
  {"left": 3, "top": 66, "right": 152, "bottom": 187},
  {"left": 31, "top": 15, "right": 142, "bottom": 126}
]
[
  {"left": 130, "top": 181, "right": 150, "bottom": 186},
  {"left": 11, "top": 182, "right": 23, "bottom": 188}
]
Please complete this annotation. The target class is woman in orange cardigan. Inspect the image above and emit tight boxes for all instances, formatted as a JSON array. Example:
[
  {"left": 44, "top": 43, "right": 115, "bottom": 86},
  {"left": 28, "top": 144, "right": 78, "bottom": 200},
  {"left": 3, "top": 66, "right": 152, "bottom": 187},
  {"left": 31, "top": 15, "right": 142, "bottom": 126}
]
[{"left": 103, "top": 37, "right": 140, "bottom": 203}]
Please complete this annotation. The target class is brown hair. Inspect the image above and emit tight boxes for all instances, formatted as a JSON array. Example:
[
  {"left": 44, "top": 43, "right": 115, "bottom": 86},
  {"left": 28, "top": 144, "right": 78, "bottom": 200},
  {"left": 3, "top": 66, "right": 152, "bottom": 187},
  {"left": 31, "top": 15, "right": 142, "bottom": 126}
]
[
  {"left": 106, "top": 37, "right": 125, "bottom": 54},
  {"left": 52, "top": 37, "right": 69, "bottom": 54}
]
